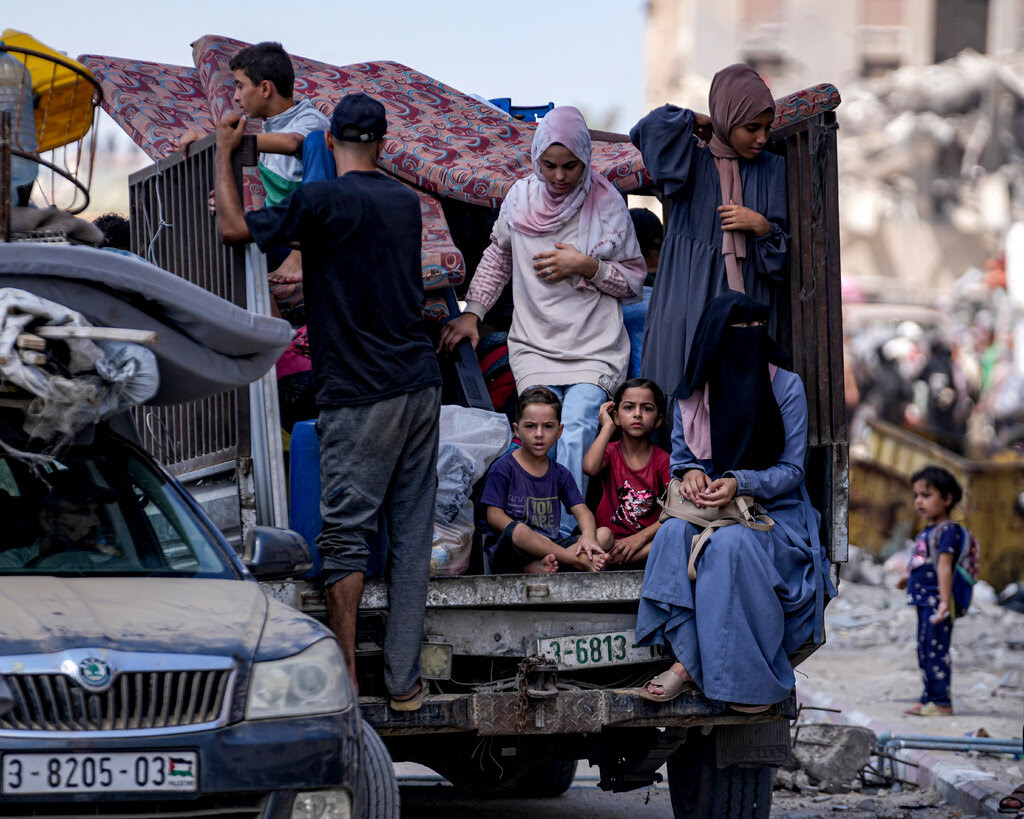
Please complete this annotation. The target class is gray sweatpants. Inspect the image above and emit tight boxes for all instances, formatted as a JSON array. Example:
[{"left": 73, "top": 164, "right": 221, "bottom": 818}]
[{"left": 317, "top": 385, "right": 440, "bottom": 696}]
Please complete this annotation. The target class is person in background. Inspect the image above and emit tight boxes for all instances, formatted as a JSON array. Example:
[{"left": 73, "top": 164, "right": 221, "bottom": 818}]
[
  {"left": 896, "top": 466, "right": 978, "bottom": 717},
  {"left": 583, "top": 378, "right": 670, "bottom": 567},
  {"left": 629, "top": 208, "right": 663, "bottom": 287},
  {"left": 439, "top": 106, "right": 645, "bottom": 535},
  {"left": 92, "top": 213, "right": 131, "bottom": 251},
  {"left": 214, "top": 92, "right": 441, "bottom": 713}
]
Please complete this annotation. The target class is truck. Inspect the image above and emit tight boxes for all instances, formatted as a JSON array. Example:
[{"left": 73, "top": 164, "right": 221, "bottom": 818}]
[{"left": 84, "top": 37, "right": 848, "bottom": 818}]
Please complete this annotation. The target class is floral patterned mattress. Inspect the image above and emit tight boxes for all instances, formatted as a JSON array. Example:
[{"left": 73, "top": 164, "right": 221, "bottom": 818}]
[{"left": 79, "top": 34, "right": 840, "bottom": 296}]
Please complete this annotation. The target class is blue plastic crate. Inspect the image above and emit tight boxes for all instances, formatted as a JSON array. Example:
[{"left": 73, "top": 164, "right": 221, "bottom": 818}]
[{"left": 288, "top": 420, "right": 387, "bottom": 578}]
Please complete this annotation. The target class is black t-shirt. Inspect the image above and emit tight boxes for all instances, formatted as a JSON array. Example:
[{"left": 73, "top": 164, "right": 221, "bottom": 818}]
[{"left": 246, "top": 170, "right": 441, "bottom": 407}]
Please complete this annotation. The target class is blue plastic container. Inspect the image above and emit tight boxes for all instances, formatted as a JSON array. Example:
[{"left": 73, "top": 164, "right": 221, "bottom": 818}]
[{"left": 288, "top": 420, "right": 387, "bottom": 578}]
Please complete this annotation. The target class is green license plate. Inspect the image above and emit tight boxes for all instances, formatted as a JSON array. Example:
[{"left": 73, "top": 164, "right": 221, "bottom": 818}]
[{"left": 538, "top": 631, "right": 662, "bottom": 669}]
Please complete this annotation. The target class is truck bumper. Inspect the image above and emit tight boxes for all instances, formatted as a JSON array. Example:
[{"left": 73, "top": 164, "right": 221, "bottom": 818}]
[{"left": 361, "top": 689, "right": 797, "bottom": 736}]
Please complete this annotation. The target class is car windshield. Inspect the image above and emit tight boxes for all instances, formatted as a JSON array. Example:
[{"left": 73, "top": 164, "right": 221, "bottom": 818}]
[{"left": 0, "top": 434, "right": 239, "bottom": 579}]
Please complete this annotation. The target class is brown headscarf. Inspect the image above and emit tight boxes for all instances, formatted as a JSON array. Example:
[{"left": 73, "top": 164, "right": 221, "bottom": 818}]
[{"left": 707, "top": 64, "right": 775, "bottom": 292}]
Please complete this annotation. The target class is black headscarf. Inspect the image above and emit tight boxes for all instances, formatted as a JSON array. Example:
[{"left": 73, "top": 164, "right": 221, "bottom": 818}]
[{"left": 675, "top": 292, "right": 791, "bottom": 471}]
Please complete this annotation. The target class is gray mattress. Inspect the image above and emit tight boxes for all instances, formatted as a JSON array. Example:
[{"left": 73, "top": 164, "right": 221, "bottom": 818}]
[{"left": 0, "top": 244, "right": 291, "bottom": 405}]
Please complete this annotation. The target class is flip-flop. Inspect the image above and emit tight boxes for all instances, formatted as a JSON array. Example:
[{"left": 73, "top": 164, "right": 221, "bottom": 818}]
[
  {"left": 636, "top": 669, "right": 696, "bottom": 702},
  {"left": 389, "top": 678, "right": 426, "bottom": 712},
  {"left": 998, "top": 784, "right": 1024, "bottom": 813},
  {"left": 728, "top": 703, "right": 772, "bottom": 714}
]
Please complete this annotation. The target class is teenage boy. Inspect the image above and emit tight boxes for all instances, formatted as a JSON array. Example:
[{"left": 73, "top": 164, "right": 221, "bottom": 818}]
[
  {"left": 214, "top": 93, "right": 442, "bottom": 713},
  {"left": 178, "top": 42, "right": 328, "bottom": 288},
  {"left": 481, "top": 386, "right": 612, "bottom": 574}
]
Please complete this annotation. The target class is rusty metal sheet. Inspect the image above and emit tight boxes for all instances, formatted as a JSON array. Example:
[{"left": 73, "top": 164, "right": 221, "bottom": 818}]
[{"left": 360, "top": 689, "right": 792, "bottom": 737}]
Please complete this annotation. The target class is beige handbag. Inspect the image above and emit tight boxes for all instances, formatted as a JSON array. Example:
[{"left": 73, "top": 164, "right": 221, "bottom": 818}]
[{"left": 657, "top": 477, "right": 774, "bottom": 580}]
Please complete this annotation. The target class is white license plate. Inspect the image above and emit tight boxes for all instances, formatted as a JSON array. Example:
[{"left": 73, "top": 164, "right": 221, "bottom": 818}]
[
  {"left": 2, "top": 751, "right": 198, "bottom": 794},
  {"left": 538, "top": 631, "right": 662, "bottom": 669}
]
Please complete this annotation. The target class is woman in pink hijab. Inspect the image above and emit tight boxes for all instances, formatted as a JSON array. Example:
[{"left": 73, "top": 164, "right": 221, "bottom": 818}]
[
  {"left": 630, "top": 64, "right": 789, "bottom": 403},
  {"left": 441, "top": 106, "right": 646, "bottom": 540}
]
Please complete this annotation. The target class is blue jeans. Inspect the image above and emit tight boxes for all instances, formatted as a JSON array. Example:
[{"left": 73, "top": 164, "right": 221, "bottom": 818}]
[{"left": 543, "top": 382, "right": 607, "bottom": 537}]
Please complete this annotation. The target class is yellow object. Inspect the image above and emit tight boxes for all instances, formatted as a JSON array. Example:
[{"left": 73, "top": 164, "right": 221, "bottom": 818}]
[
  {"left": 1, "top": 29, "right": 98, "bottom": 152},
  {"left": 849, "top": 417, "right": 1024, "bottom": 590}
]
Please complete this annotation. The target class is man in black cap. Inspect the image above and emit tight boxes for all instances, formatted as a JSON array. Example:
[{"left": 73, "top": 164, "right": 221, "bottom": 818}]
[{"left": 215, "top": 93, "right": 441, "bottom": 711}]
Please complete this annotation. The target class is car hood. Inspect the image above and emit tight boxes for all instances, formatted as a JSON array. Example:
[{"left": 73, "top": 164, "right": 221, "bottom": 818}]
[{"left": 0, "top": 577, "right": 267, "bottom": 660}]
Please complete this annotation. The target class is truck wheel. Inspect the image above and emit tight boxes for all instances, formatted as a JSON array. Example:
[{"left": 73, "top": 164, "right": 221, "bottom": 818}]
[
  {"left": 357, "top": 722, "right": 400, "bottom": 819},
  {"left": 666, "top": 733, "right": 773, "bottom": 819},
  {"left": 514, "top": 758, "right": 577, "bottom": 797}
]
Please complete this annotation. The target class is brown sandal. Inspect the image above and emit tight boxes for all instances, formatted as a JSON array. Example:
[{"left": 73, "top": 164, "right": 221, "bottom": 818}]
[
  {"left": 636, "top": 669, "right": 696, "bottom": 702},
  {"left": 389, "top": 678, "right": 426, "bottom": 712}
]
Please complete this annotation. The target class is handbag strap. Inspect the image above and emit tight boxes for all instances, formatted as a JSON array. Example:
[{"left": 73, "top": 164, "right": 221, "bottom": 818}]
[{"left": 686, "top": 510, "right": 775, "bottom": 580}]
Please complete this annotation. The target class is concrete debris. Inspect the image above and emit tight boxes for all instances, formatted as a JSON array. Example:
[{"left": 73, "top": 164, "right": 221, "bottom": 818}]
[{"left": 791, "top": 724, "right": 878, "bottom": 791}]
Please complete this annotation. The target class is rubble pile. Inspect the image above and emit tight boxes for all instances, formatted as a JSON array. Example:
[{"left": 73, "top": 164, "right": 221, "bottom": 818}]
[{"left": 838, "top": 49, "right": 1024, "bottom": 291}]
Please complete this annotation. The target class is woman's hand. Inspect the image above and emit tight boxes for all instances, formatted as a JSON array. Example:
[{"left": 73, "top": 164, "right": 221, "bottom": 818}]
[
  {"left": 717, "top": 203, "right": 770, "bottom": 237},
  {"left": 437, "top": 312, "right": 479, "bottom": 353},
  {"left": 533, "top": 242, "right": 600, "bottom": 282},
  {"left": 697, "top": 477, "right": 738, "bottom": 508},
  {"left": 680, "top": 469, "right": 710, "bottom": 504}
]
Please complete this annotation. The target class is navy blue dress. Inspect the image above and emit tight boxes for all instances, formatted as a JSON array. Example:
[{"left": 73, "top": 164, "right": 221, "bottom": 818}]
[{"left": 630, "top": 106, "right": 789, "bottom": 397}]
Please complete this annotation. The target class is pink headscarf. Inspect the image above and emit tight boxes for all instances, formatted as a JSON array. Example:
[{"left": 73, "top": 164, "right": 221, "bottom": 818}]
[
  {"left": 503, "top": 106, "right": 640, "bottom": 277},
  {"left": 707, "top": 64, "right": 775, "bottom": 293}
]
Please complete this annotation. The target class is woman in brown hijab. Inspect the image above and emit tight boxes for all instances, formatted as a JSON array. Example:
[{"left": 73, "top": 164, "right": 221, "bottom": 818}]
[{"left": 630, "top": 64, "right": 790, "bottom": 400}]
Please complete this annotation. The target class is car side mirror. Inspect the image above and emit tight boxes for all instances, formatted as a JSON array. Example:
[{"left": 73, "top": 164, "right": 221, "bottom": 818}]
[{"left": 242, "top": 526, "right": 313, "bottom": 580}]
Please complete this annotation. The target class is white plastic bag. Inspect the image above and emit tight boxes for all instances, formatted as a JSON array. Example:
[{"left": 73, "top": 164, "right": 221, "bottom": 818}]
[
  {"left": 430, "top": 406, "right": 512, "bottom": 576},
  {"left": 430, "top": 498, "right": 474, "bottom": 577}
]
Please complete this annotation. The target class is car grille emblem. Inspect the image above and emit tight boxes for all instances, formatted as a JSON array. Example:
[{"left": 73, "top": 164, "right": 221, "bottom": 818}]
[{"left": 77, "top": 657, "right": 112, "bottom": 689}]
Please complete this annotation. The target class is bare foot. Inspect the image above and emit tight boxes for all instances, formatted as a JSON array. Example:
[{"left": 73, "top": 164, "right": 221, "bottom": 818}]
[
  {"left": 525, "top": 554, "right": 558, "bottom": 573},
  {"left": 571, "top": 551, "right": 607, "bottom": 572},
  {"left": 643, "top": 662, "right": 692, "bottom": 698}
]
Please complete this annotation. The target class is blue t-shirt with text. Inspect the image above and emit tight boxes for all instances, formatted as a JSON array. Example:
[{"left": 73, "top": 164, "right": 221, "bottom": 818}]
[{"left": 480, "top": 452, "right": 584, "bottom": 540}]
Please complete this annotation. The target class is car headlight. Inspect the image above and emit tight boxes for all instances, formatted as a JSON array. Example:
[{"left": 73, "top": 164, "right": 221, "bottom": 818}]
[{"left": 247, "top": 639, "right": 352, "bottom": 719}]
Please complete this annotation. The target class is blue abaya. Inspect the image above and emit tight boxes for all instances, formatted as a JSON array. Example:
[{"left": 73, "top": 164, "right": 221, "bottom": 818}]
[{"left": 635, "top": 370, "right": 835, "bottom": 705}]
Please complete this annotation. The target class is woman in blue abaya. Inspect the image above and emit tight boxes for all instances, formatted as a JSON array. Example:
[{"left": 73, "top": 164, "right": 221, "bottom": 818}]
[{"left": 634, "top": 292, "right": 835, "bottom": 710}]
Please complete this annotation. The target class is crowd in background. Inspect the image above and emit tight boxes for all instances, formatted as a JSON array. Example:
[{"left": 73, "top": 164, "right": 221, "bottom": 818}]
[{"left": 845, "top": 255, "right": 1024, "bottom": 460}]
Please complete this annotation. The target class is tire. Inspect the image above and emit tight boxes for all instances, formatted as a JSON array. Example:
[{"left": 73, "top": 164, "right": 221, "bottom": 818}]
[
  {"left": 514, "top": 758, "right": 578, "bottom": 798},
  {"left": 667, "top": 732, "right": 773, "bottom": 819},
  {"left": 356, "top": 722, "right": 400, "bottom": 819},
  {"left": 434, "top": 739, "right": 576, "bottom": 799}
]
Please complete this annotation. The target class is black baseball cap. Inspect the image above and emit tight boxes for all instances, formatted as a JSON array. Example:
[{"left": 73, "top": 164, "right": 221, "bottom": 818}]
[{"left": 330, "top": 93, "right": 387, "bottom": 142}]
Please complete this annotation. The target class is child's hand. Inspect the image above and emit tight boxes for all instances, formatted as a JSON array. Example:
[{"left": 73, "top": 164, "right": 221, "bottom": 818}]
[
  {"left": 895, "top": 575, "right": 908, "bottom": 590},
  {"left": 598, "top": 400, "right": 616, "bottom": 431},
  {"left": 609, "top": 532, "right": 645, "bottom": 565},
  {"left": 533, "top": 243, "right": 599, "bottom": 282},
  {"left": 717, "top": 202, "right": 770, "bottom": 237},
  {"left": 573, "top": 537, "right": 605, "bottom": 560},
  {"left": 930, "top": 600, "right": 950, "bottom": 624}
]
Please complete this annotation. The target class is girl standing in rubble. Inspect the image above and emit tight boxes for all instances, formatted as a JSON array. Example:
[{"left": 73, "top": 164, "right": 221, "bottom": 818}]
[{"left": 630, "top": 63, "right": 789, "bottom": 400}]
